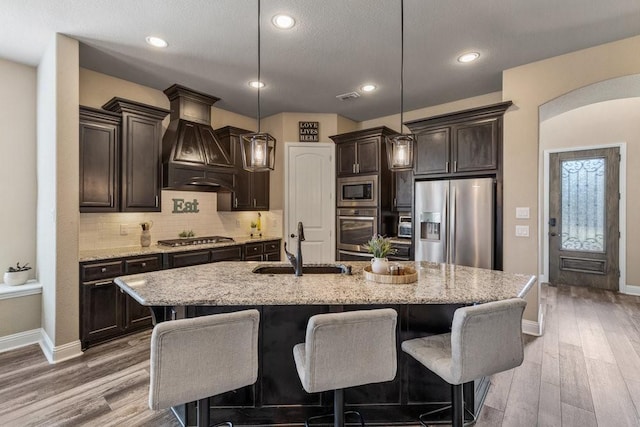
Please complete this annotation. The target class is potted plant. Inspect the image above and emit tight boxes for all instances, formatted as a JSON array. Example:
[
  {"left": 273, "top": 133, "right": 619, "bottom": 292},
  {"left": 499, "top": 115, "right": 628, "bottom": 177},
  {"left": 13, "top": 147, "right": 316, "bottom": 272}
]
[
  {"left": 364, "top": 235, "right": 396, "bottom": 274},
  {"left": 250, "top": 221, "right": 258, "bottom": 237},
  {"left": 4, "top": 262, "right": 32, "bottom": 286}
]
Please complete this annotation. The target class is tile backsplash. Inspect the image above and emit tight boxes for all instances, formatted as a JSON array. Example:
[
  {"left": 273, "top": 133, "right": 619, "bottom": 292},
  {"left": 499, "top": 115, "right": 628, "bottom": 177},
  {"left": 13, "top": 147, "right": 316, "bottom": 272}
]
[{"left": 79, "top": 190, "right": 283, "bottom": 251}]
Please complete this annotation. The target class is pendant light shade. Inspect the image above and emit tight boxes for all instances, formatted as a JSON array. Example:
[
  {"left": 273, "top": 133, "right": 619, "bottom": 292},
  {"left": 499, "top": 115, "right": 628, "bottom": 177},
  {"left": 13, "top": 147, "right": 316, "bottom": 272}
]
[
  {"left": 241, "top": 0, "right": 276, "bottom": 172},
  {"left": 386, "top": 0, "right": 414, "bottom": 172}
]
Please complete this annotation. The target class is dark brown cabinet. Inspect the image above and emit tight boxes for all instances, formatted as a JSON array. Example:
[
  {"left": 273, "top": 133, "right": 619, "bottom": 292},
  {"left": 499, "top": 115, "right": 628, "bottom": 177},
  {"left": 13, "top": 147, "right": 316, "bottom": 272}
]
[
  {"left": 80, "top": 255, "right": 160, "bottom": 349},
  {"left": 407, "top": 102, "right": 511, "bottom": 178},
  {"left": 216, "top": 126, "right": 270, "bottom": 211},
  {"left": 392, "top": 169, "right": 413, "bottom": 211},
  {"left": 165, "top": 245, "right": 244, "bottom": 268},
  {"left": 102, "top": 98, "right": 170, "bottom": 212},
  {"left": 244, "top": 240, "right": 281, "bottom": 261},
  {"left": 79, "top": 107, "right": 121, "bottom": 212},
  {"left": 332, "top": 127, "right": 395, "bottom": 177}
]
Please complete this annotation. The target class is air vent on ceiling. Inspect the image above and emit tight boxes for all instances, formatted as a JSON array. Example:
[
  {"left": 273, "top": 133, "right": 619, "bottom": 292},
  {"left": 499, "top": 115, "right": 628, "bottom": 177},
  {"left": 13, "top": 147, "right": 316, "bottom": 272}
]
[{"left": 336, "top": 91, "right": 361, "bottom": 101}]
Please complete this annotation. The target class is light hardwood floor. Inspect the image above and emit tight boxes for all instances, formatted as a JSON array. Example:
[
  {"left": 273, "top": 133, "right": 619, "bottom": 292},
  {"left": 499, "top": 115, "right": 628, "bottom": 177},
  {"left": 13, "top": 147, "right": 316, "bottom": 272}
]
[{"left": 1, "top": 284, "right": 639, "bottom": 426}]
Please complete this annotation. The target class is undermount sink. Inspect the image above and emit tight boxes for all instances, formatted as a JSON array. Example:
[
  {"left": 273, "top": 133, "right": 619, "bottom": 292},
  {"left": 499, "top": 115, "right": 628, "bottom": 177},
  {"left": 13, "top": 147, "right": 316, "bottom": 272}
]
[{"left": 252, "top": 264, "right": 352, "bottom": 275}]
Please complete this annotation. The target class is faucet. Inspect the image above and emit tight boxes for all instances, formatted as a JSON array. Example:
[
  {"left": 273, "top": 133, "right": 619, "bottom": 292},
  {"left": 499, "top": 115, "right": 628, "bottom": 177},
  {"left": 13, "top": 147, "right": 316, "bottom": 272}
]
[{"left": 284, "top": 222, "right": 305, "bottom": 276}]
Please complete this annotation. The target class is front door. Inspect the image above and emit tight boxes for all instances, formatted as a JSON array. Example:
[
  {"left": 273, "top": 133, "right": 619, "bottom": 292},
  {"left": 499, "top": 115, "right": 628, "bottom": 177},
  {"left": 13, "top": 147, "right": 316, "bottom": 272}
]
[
  {"left": 549, "top": 148, "right": 620, "bottom": 290},
  {"left": 286, "top": 143, "right": 335, "bottom": 263}
]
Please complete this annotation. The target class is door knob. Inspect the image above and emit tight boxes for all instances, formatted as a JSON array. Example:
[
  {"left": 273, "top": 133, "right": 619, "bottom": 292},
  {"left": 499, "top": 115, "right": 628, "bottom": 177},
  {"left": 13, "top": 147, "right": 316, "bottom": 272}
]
[{"left": 549, "top": 232, "right": 557, "bottom": 236}]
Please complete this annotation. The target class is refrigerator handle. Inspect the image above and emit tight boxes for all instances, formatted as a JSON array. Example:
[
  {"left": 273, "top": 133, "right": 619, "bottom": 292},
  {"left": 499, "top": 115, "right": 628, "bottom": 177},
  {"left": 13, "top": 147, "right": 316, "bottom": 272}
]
[
  {"left": 450, "top": 185, "right": 456, "bottom": 264},
  {"left": 444, "top": 185, "right": 449, "bottom": 263}
]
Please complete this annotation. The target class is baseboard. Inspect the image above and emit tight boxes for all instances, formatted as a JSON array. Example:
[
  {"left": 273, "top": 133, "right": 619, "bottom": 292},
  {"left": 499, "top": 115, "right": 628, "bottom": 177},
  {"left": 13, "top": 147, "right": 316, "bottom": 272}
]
[
  {"left": 39, "top": 330, "right": 83, "bottom": 364},
  {"left": 522, "top": 306, "right": 544, "bottom": 337},
  {"left": 0, "top": 328, "right": 42, "bottom": 353},
  {"left": 621, "top": 285, "right": 640, "bottom": 296}
]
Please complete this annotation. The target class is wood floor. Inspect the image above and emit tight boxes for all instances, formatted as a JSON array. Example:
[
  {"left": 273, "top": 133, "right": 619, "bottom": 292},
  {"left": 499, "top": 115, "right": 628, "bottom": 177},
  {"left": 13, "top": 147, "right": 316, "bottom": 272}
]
[{"left": 0, "top": 283, "right": 639, "bottom": 426}]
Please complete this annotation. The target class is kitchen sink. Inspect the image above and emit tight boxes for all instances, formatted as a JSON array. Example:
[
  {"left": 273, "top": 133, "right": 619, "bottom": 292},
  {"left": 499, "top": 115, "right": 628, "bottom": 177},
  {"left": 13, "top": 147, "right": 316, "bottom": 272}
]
[{"left": 252, "top": 264, "right": 352, "bottom": 275}]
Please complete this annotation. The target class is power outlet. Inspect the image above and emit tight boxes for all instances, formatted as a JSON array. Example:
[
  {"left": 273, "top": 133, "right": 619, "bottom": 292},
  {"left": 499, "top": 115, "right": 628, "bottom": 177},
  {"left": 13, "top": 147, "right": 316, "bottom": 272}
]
[
  {"left": 515, "top": 225, "right": 529, "bottom": 237},
  {"left": 120, "top": 224, "right": 129, "bottom": 236}
]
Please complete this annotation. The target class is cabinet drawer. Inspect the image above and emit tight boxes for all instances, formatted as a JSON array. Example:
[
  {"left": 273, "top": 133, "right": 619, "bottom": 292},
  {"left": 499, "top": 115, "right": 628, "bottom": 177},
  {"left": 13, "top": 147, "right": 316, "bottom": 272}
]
[
  {"left": 81, "top": 260, "right": 123, "bottom": 281},
  {"left": 390, "top": 245, "right": 411, "bottom": 259},
  {"left": 168, "top": 250, "right": 211, "bottom": 268},
  {"left": 264, "top": 241, "right": 281, "bottom": 253},
  {"left": 211, "top": 246, "right": 243, "bottom": 262},
  {"left": 245, "top": 243, "right": 264, "bottom": 257},
  {"left": 125, "top": 255, "right": 162, "bottom": 274}
]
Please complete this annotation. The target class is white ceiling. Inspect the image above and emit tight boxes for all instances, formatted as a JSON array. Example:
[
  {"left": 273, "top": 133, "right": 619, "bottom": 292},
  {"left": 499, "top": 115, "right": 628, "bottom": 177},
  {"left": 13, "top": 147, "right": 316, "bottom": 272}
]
[{"left": 2, "top": 0, "right": 640, "bottom": 122}]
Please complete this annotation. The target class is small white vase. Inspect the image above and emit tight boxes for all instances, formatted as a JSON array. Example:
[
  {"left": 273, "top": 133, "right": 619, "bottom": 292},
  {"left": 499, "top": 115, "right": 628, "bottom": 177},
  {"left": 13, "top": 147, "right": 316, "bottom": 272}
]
[
  {"left": 3, "top": 270, "right": 29, "bottom": 286},
  {"left": 371, "top": 257, "right": 389, "bottom": 275}
]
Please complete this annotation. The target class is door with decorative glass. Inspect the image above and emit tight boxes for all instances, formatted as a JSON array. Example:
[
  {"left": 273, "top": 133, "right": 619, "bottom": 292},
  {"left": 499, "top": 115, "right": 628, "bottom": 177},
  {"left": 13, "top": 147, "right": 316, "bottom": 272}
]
[{"left": 549, "top": 148, "right": 620, "bottom": 290}]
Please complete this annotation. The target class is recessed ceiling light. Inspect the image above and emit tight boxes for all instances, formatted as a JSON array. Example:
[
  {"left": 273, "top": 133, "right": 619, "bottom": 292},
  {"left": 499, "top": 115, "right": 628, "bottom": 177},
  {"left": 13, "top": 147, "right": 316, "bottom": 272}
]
[
  {"left": 272, "top": 14, "right": 295, "bottom": 29},
  {"left": 361, "top": 84, "right": 377, "bottom": 92},
  {"left": 249, "top": 81, "right": 265, "bottom": 89},
  {"left": 145, "top": 36, "right": 168, "bottom": 48},
  {"left": 458, "top": 52, "right": 480, "bottom": 63}
]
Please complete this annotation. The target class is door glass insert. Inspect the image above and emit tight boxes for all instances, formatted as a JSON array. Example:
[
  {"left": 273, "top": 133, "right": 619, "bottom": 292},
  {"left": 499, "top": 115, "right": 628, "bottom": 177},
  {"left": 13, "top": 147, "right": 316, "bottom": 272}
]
[{"left": 561, "top": 157, "right": 605, "bottom": 252}]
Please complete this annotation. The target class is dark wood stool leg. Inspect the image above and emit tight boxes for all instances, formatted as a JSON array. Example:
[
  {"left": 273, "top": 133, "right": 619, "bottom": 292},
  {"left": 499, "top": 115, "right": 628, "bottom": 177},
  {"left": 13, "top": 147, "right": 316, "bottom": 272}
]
[
  {"left": 334, "top": 389, "right": 345, "bottom": 427},
  {"left": 451, "top": 384, "right": 464, "bottom": 427}
]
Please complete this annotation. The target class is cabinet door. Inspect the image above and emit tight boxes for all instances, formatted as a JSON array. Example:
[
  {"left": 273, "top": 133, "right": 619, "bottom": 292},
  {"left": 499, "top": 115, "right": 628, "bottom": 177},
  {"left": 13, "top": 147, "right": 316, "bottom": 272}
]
[
  {"left": 210, "top": 245, "right": 243, "bottom": 262},
  {"left": 231, "top": 134, "right": 253, "bottom": 210},
  {"left": 121, "top": 113, "right": 162, "bottom": 212},
  {"left": 452, "top": 119, "right": 498, "bottom": 173},
  {"left": 167, "top": 250, "right": 211, "bottom": 268},
  {"left": 393, "top": 170, "right": 413, "bottom": 211},
  {"left": 79, "top": 120, "right": 119, "bottom": 212},
  {"left": 356, "top": 138, "right": 379, "bottom": 174},
  {"left": 415, "top": 128, "right": 450, "bottom": 175},
  {"left": 81, "top": 280, "right": 122, "bottom": 347},
  {"left": 250, "top": 171, "right": 270, "bottom": 210},
  {"left": 123, "top": 292, "right": 152, "bottom": 331},
  {"left": 336, "top": 142, "right": 357, "bottom": 176}
]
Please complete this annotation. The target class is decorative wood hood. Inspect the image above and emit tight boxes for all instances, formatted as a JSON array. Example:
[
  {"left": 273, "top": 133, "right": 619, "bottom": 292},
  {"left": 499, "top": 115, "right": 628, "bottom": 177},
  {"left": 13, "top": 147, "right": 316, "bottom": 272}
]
[{"left": 162, "top": 84, "right": 235, "bottom": 192}]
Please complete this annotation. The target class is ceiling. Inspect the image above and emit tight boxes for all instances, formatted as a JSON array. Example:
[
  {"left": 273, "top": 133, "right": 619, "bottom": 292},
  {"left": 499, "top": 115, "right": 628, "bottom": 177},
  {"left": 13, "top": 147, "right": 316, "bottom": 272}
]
[{"left": 2, "top": 1, "right": 640, "bottom": 122}]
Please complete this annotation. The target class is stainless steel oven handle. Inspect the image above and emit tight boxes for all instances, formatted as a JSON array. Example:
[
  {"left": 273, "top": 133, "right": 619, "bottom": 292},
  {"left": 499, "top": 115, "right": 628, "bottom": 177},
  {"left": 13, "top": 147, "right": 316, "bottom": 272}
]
[
  {"left": 339, "top": 250, "right": 374, "bottom": 258},
  {"left": 338, "top": 216, "right": 376, "bottom": 221}
]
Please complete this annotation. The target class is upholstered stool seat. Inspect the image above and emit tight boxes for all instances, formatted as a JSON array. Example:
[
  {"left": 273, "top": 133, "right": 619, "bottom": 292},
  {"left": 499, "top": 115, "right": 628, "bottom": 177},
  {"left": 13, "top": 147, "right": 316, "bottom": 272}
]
[
  {"left": 149, "top": 309, "right": 260, "bottom": 427},
  {"left": 402, "top": 298, "right": 526, "bottom": 427},
  {"left": 293, "top": 308, "right": 398, "bottom": 427}
]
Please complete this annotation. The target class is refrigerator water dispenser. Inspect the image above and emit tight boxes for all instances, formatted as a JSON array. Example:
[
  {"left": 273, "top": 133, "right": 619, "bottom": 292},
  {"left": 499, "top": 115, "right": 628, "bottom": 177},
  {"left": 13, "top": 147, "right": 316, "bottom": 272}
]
[{"left": 420, "top": 212, "right": 441, "bottom": 241}]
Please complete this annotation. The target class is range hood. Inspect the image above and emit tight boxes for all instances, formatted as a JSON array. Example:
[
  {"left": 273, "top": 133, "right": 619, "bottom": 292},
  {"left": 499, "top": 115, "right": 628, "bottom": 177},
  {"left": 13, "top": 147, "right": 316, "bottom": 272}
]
[{"left": 162, "top": 84, "right": 235, "bottom": 192}]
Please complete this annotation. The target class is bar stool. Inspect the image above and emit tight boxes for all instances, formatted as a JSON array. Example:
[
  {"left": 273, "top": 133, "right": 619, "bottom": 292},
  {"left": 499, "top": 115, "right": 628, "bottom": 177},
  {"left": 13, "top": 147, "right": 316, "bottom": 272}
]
[
  {"left": 148, "top": 309, "right": 260, "bottom": 427},
  {"left": 293, "top": 308, "right": 398, "bottom": 427},
  {"left": 402, "top": 298, "right": 526, "bottom": 427}
]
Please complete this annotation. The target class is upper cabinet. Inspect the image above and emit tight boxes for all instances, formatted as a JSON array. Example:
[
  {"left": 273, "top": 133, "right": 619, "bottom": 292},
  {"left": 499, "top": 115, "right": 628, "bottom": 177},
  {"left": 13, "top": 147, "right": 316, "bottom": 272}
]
[
  {"left": 103, "top": 98, "right": 170, "bottom": 212},
  {"left": 80, "top": 99, "right": 169, "bottom": 213},
  {"left": 406, "top": 101, "right": 512, "bottom": 178},
  {"left": 331, "top": 127, "right": 396, "bottom": 177},
  {"left": 79, "top": 107, "right": 121, "bottom": 212}
]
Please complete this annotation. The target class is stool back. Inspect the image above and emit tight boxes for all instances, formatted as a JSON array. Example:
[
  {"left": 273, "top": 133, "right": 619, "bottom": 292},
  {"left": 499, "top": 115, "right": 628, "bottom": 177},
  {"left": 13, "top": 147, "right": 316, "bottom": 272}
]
[
  {"left": 149, "top": 309, "right": 260, "bottom": 410},
  {"left": 300, "top": 308, "right": 397, "bottom": 393},
  {"left": 451, "top": 298, "right": 526, "bottom": 384}
]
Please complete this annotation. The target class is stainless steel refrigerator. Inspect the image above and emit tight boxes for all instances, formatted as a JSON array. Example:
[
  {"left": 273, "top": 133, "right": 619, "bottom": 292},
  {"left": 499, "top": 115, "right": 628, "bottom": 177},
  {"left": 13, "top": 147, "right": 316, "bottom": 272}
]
[{"left": 414, "top": 178, "right": 495, "bottom": 269}]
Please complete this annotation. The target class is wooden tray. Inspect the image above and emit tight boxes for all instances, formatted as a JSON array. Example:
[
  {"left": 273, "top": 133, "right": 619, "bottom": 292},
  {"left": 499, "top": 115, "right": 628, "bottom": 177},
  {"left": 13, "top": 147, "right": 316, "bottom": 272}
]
[{"left": 363, "top": 265, "right": 418, "bottom": 284}]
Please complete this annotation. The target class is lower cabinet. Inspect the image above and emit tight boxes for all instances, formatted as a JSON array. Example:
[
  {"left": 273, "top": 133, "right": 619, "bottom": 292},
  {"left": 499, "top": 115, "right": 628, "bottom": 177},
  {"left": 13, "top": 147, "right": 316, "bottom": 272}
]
[
  {"left": 244, "top": 240, "right": 281, "bottom": 261},
  {"left": 80, "top": 254, "right": 160, "bottom": 349}
]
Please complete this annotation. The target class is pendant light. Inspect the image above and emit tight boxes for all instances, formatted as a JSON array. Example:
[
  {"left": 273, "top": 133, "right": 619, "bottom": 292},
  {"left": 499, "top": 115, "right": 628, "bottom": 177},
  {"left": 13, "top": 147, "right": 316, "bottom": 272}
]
[
  {"left": 386, "top": 0, "right": 414, "bottom": 171},
  {"left": 240, "top": 0, "right": 276, "bottom": 172}
]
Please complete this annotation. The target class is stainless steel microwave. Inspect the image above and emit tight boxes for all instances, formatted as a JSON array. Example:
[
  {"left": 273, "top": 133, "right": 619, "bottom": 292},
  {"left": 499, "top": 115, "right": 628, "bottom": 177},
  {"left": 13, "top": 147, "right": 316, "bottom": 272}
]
[{"left": 337, "top": 175, "right": 378, "bottom": 207}]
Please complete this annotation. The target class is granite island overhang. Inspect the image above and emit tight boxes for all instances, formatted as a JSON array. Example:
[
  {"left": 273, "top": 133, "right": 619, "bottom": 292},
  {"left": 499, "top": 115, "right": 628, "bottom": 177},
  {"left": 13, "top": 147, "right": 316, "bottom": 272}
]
[{"left": 115, "top": 261, "right": 536, "bottom": 426}]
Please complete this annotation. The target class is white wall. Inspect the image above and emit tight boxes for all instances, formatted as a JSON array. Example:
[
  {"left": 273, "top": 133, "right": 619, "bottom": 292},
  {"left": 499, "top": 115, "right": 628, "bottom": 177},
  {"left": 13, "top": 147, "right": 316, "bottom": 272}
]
[{"left": 0, "top": 58, "right": 37, "bottom": 282}]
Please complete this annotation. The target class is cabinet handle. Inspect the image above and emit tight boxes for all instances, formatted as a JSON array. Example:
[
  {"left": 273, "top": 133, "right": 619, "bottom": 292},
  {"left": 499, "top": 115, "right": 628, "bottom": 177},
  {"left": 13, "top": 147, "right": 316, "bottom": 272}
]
[
  {"left": 453, "top": 160, "right": 457, "bottom": 172},
  {"left": 94, "top": 280, "right": 112, "bottom": 287},
  {"left": 155, "top": 195, "right": 159, "bottom": 207},
  {"left": 356, "top": 164, "right": 360, "bottom": 174},
  {"left": 109, "top": 194, "right": 113, "bottom": 206},
  {"left": 101, "top": 267, "right": 107, "bottom": 273},
  {"left": 352, "top": 164, "right": 356, "bottom": 174},
  {"left": 141, "top": 262, "right": 146, "bottom": 267},
  {"left": 253, "top": 198, "right": 256, "bottom": 207},
  {"left": 234, "top": 197, "right": 238, "bottom": 208},
  {"left": 394, "top": 197, "right": 397, "bottom": 207},
  {"left": 446, "top": 161, "right": 449, "bottom": 173}
]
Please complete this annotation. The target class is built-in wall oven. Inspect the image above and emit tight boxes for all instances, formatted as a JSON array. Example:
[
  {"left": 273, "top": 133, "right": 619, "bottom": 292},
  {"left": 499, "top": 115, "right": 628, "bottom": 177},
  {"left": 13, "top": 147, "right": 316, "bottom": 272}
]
[
  {"left": 337, "top": 175, "right": 378, "bottom": 207},
  {"left": 337, "top": 208, "right": 377, "bottom": 261}
]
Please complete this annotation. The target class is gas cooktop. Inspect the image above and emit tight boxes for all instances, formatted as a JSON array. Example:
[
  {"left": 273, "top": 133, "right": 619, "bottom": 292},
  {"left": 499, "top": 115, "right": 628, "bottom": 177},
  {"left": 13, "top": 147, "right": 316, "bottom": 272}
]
[{"left": 157, "top": 236, "right": 235, "bottom": 247}]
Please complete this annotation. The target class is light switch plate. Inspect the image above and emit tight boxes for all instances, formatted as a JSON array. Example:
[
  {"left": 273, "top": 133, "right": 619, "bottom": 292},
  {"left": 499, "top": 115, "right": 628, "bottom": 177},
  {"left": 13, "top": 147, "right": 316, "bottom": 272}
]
[
  {"left": 120, "top": 224, "right": 128, "bottom": 236},
  {"left": 515, "top": 225, "right": 529, "bottom": 237},
  {"left": 516, "top": 207, "right": 530, "bottom": 219}
]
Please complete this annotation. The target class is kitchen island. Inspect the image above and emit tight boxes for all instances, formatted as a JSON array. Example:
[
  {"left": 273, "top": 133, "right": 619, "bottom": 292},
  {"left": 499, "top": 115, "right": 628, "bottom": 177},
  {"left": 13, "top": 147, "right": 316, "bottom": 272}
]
[{"left": 115, "top": 261, "right": 535, "bottom": 426}]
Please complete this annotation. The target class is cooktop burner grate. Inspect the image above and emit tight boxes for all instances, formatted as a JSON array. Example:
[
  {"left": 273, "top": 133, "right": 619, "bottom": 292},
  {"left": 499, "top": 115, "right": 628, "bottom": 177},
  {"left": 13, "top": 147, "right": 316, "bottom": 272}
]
[{"left": 157, "top": 236, "right": 235, "bottom": 247}]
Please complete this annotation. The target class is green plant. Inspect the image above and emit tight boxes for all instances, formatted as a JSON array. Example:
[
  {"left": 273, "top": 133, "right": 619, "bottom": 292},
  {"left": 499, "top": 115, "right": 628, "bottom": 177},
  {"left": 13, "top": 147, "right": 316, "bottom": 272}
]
[
  {"left": 179, "top": 230, "right": 195, "bottom": 238},
  {"left": 363, "top": 235, "right": 396, "bottom": 258},
  {"left": 7, "top": 262, "right": 31, "bottom": 273},
  {"left": 250, "top": 221, "right": 258, "bottom": 228}
]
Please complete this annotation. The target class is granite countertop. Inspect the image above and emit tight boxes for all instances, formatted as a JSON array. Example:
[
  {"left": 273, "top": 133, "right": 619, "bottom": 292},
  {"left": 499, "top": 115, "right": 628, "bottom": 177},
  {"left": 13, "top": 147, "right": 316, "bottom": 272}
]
[
  {"left": 79, "top": 235, "right": 281, "bottom": 262},
  {"left": 114, "top": 261, "right": 536, "bottom": 306}
]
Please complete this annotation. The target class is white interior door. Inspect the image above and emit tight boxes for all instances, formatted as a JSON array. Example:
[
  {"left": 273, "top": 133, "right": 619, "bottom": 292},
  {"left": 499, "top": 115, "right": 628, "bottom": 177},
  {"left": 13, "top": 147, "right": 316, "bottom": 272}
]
[{"left": 285, "top": 143, "right": 335, "bottom": 263}]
